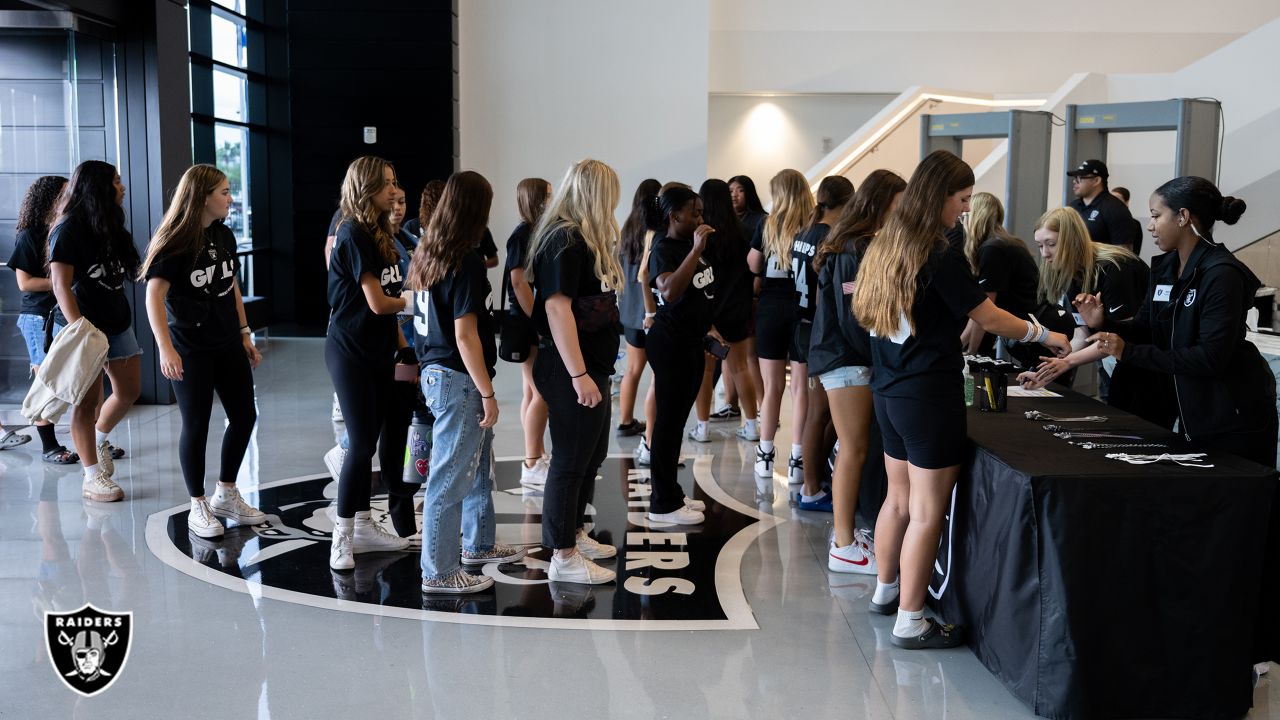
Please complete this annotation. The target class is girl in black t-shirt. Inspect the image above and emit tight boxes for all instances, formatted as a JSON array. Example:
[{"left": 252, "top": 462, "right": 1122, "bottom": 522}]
[
  {"left": 47, "top": 160, "right": 142, "bottom": 504},
  {"left": 728, "top": 175, "right": 767, "bottom": 420},
  {"left": 527, "top": 158, "right": 624, "bottom": 586},
  {"left": 504, "top": 178, "right": 554, "bottom": 490},
  {"left": 644, "top": 186, "right": 718, "bottom": 526},
  {"left": 7, "top": 175, "right": 74, "bottom": 463},
  {"left": 138, "top": 164, "right": 265, "bottom": 540},
  {"left": 747, "top": 170, "right": 816, "bottom": 486},
  {"left": 324, "top": 156, "right": 416, "bottom": 571},
  {"left": 960, "top": 193, "right": 1040, "bottom": 362},
  {"left": 852, "top": 150, "right": 1070, "bottom": 649},
  {"left": 617, "top": 179, "right": 659, "bottom": 453},
  {"left": 407, "top": 170, "right": 526, "bottom": 595}
]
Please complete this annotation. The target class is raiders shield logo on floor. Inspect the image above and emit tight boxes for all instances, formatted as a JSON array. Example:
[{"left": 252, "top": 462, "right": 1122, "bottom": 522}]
[
  {"left": 145, "top": 454, "right": 782, "bottom": 630},
  {"left": 44, "top": 604, "right": 133, "bottom": 697}
]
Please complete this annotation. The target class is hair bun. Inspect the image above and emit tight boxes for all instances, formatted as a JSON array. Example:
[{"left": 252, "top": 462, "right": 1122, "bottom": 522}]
[{"left": 1219, "top": 196, "right": 1247, "bottom": 225}]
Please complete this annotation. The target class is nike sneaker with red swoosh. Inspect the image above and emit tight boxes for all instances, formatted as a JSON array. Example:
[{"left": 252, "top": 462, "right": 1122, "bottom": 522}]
[{"left": 829, "top": 540, "right": 877, "bottom": 575}]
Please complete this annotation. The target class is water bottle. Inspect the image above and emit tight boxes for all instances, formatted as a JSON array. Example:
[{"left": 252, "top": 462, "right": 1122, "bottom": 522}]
[{"left": 402, "top": 408, "right": 434, "bottom": 485}]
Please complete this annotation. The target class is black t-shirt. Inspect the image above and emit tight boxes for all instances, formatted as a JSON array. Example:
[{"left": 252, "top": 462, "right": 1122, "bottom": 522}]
[
  {"left": 739, "top": 210, "right": 767, "bottom": 247},
  {"left": 791, "top": 224, "right": 828, "bottom": 321},
  {"left": 649, "top": 234, "right": 716, "bottom": 341},
  {"left": 1069, "top": 192, "right": 1141, "bottom": 249},
  {"left": 975, "top": 238, "right": 1039, "bottom": 320},
  {"left": 503, "top": 222, "right": 534, "bottom": 310},
  {"left": 1060, "top": 254, "right": 1150, "bottom": 328},
  {"left": 145, "top": 222, "right": 241, "bottom": 354},
  {"left": 870, "top": 247, "right": 987, "bottom": 399},
  {"left": 750, "top": 222, "right": 793, "bottom": 292},
  {"left": 531, "top": 228, "right": 619, "bottom": 376},
  {"left": 47, "top": 218, "right": 132, "bottom": 335},
  {"left": 326, "top": 222, "right": 403, "bottom": 364},
  {"left": 6, "top": 227, "right": 56, "bottom": 316},
  {"left": 945, "top": 222, "right": 966, "bottom": 254},
  {"left": 414, "top": 252, "right": 496, "bottom": 377},
  {"left": 327, "top": 209, "right": 343, "bottom": 237}
]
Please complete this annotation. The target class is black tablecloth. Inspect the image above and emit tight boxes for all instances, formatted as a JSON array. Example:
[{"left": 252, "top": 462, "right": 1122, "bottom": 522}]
[{"left": 930, "top": 388, "right": 1279, "bottom": 720}]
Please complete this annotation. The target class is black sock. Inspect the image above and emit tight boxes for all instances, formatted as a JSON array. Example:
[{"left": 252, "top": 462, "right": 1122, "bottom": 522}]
[{"left": 36, "top": 423, "right": 59, "bottom": 453}]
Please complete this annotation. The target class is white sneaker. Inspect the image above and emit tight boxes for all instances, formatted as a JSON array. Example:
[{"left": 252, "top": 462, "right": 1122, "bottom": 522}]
[
  {"left": 735, "top": 423, "right": 760, "bottom": 442},
  {"left": 687, "top": 424, "right": 710, "bottom": 443},
  {"left": 95, "top": 440, "right": 115, "bottom": 477},
  {"left": 788, "top": 454, "right": 804, "bottom": 484},
  {"left": 647, "top": 505, "right": 704, "bottom": 525},
  {"left": 829, "top": 541, "right": 877, "bottom": 574},
  {"left": 684, "top": 497, "right": 706, "bottom": 512},
  {"left": 187, "top": 498, "right": 225, "bottom": 538},
  {"left": 635, "top": 439, "right": 652, "bottom": 467},
  {"left": 331, "top": 393, "right": 343, "bottom": 423},
  {"left": 82, "top": 470, "right": 123, "bottom": 503},
  {"left": 330, "top": 526, "right": 355, "bottom": 570},
  {"left": 352, "top": 510, "right": 411, "bottom": 552},
  {"left": 854, "top": 527, "right": 875, "bottom": 552},
  {"left": 754, "top": 445, "right": 775, "bottom": 479},
  {"left": 520, "top": 459, "right": 548, "bottom": 489},
  {"left": 547, "top": 551, "right": 616, "bottom": 585},
  {"left": 575, "top": 529, "right": 616, "bottom": 560},
  {"left": 209, "top": 485, "right": 266, "bottom": 524},
  {"left": 323, "top": 445, "right": 345, "bottom": 481},
  {"left": 421, "top": 568, "right": 494, "bottom": 594}
]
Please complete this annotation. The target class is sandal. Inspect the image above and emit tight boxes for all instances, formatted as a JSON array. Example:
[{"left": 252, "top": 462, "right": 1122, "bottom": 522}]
[
  {"left": 1, "top": 428, "right": 33, "bottom": 451},
  {"left": 890, "top": 618, "right": 965, "bottom": 650},
  {"left": 43, "top": 446, "right": 80, "bottom": 465}
]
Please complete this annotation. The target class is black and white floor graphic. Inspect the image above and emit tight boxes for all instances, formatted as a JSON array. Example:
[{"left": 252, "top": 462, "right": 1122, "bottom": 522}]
[{"left": 146, "top": 455, "right": 783, "bottom": 630}]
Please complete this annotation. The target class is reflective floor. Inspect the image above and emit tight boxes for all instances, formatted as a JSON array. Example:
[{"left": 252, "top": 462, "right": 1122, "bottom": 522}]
[{"left": 2, "top": 338, "right": 1277, "bottom": 719}]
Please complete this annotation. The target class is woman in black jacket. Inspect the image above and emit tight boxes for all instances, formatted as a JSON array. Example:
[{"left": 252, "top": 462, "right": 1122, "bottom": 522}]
[{"left": 1079, "top": 177, "right": 1276, "bottom": 466}]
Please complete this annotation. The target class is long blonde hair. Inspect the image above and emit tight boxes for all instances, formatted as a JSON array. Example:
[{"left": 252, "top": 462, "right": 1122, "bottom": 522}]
[
  {"left": 964, "top": 192, "right": 1028, "bottom": 274},
  {"left": 338, "top": 156, "right": 398, "bottom": 264},
  {"left": 138, "top": 164, "right": 226, "bottom": 280},
  {"left": 853, "top": 150, "right": 975, "bottom": 337},
  {"left": 762, "top": 169, "right": 814, "bottom": 265},
  {"left": 526, "top": 158, "right": 624, "bottom": 292},
  {"left": 1035, "top": 207, "right": 1137, "bottom": 304}
]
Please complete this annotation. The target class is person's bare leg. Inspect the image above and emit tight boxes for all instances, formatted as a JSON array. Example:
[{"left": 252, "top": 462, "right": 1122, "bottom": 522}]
[
  {"left": 898, "top": 463, "right": 960, "bottom": 613},
  {"left": 619, "top": 343, "right": 646, "bottom": 425},
  {"left": 801, "top": 381, "right": 829, "bottom": 497},
  {"left": 875, "top": 454, "right": 910, "bottom": 585},
  {"left": 827, "top": 386, "right": 872, "bottom": 547},
  {"left": 788, "top": 361, "right": 809, "bottom": 464},
  {"left": 643, "top": 383, "right": 656, "bottom": 448},
  {"left": 722, "top": 361, "right": 739, "bottom": 411},
  {"left": 759, "top": 359, "right": 787, "bottom": 445},
  {"left": 96, "top": 355, "right": 140, "bottom": 434},
  {"left": 72, "top": 375, "right": 104, "bottom": 469},
  {"left": 521, "top": 350, "right": 547, "bottom": 465},
  {"left": 694, "top": 355, "right": 714, "bottom": 423},
  {"left": 745, "top": 337, "right": 764, "bottom": 416},
  {"left": 726, "top": 341, "right": 758, "bottom": 422}
]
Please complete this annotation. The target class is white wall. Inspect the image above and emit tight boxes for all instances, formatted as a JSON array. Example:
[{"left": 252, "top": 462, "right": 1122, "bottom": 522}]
[
  {"left": 707, "top": 93, "right": 895, "bottom": 205},
  {"left": 458, "top": 0, "right": 710, "bottom": 265}
]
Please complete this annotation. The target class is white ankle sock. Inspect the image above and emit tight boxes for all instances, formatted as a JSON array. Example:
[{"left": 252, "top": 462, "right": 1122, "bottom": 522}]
[
  {"left": 760, "top": 440, "right": 775, "bottom": 454},
  {"left": 791, "top": 443, "right": 803, "bottom": 459},
  {"left": 95, "top": 430, "right": 110, "bottom": 445},
  {"left": 894, "top": 607, "right": 929, "bottom": 638},
  {"left": 696, "top": 421, "right": 707, "bottom": 434},
  {"left": 83, "top": 463, "right": 101, "bottom": 481},
  {"left": 873, "top": 579, "right": 899, "bottom": 605},
  {"left": 801, "top": 492, "right": 826, "bottom": 503}
]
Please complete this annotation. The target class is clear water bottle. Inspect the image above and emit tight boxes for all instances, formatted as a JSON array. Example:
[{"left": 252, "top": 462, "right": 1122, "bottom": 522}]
[{"left": 403, "top": 408, "right": 433, "bottom": 485}]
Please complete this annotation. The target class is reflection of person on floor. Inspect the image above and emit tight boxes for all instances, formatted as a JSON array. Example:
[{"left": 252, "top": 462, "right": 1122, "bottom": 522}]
[{"left": 32, "top": 474, "right": 82, "bottom": 668}]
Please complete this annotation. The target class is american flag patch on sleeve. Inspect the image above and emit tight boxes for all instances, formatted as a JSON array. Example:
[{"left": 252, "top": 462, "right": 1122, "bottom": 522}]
[{"left": 842, "top": 281, "right": 856, "bottom": 295}]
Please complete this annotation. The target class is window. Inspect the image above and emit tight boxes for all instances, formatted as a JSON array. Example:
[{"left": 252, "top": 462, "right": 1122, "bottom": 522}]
[{"left": 210, "top": 9, "right": 246, "bottom": 68}]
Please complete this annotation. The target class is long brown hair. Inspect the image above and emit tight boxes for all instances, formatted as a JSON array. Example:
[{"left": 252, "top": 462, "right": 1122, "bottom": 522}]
[
  {"left": 138, "top": 164, "right": 227, "bottom": 279},
  {"left": 417, "top": 179, "right": 446, "bottom": 235},
  {"left": 516, "top": 177, "right": 551, "bottom": 226},
  {"left": 809, "top": 175, "right": 854, "bottom": 227},
  {"left": 964, "top": 192, "right": 1030, "bottom": 274},
  {"left": 853, "top": 150, "right": 974, "bottom": 337},
  {"left": 339, "top": 156, "right": 398, "bottom": 263},
  {"left": 762, "top": 169, "right": 814, "bottom": 264},
  {"left": 406, "top": 171, "right": 494, "bottom": 290},
  {"left": 814, "top": 169, "right": 905, "bottom": 273}
]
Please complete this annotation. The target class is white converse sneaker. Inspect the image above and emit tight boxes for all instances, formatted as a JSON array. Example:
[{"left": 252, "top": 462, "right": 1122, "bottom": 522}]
[
  {"left": 683, "top": 497, "right": 706, "bottom": 512},
  {"left": 331, "top": 393, "right": 344, "bottom": 423},
  {"left": 829, "top": 540, "right": 877, "bottom": 575},
  {"left": 647, "top": 505, "right": 705, "bottom": 525},
  {"left": 754, "top": 445, "right": 775, "bottom": 479},
  {"left": 82, "top": 470, "right": 123, "bottom": 503},
  {"left": 421, "top": 568, "right": 495, "bottom": 594},
  {"left": 188, "top": 498, "right": 225, "bottom": 538},
  {"left": 635, "top": 439, "right": 652, "bottom": 467},
  {"left": 330, "top": 525, "right": 355, "bottom": 570},
  {"left": 788, "top": 454, "right": 804, "bottom": 484},
  {"left": 95, "top": 440, "right": 115, "bottom": 477},
  {"left": 547, "top": 551, "right": 616, "bottom": 585},
  {"left": 575, "top": 529, "right": 617, "bottom": 560},
  {"left": 209, "top": 485, "right": 266, "bottom": 525},
  {"left": 352, "top": 510, "right": 411, "bottom": 552},
  {"left": 520, "top": 459, "right": 548, "bottom": 489},
  {"left": 687, "top": 424, "right": 710, "bottom": 443},
  {"left": 461, "top": 543, "right": 527, "bottom": 566},
  {"left": 323, "top": 445, "right": 345, "bottom": 480}
]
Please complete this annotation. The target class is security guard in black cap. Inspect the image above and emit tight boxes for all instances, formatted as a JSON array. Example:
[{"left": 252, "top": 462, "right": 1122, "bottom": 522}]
[{"left": 1067, "top": 159, "right": 1142, "bottom": 252}]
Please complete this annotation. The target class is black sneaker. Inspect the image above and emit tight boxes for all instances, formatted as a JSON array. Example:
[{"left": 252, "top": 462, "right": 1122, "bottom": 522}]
[
  {"left": 709, "top": 405, "right": 741, "bottom": 421},
  {"left": 890, "top": 618, "right": 964, "bottom": 649},
  {"left": 616, "top": 420, "right": 646, "bottom": 437}
]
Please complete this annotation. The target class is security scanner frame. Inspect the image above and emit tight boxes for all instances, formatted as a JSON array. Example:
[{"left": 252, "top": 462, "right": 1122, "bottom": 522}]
[
  {"left": 920, "top": 110, "right": 1053, "bottom": 247},
  {"left": 1062, "top": 98, "right": 1221, "bottom": 204}
]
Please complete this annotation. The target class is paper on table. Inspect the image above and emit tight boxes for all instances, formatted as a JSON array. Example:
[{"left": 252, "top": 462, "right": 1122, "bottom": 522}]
[{"left": 1008, "top": 386, "right": 1062, "bottom": 398}]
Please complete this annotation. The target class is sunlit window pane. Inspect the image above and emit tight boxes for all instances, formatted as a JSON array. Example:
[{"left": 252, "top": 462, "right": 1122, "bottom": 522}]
[
  {"left": 212, "top": 66, "right": 247, "bottom": 122},
  {"left": 211, "top": 11, "right": 247, "bottom": 68},
  {"left": 215, "top": 122, "right": 251, "bottom": 250},
  {"left": 212, "top": 0, "right": 245, "bottom": 14}
]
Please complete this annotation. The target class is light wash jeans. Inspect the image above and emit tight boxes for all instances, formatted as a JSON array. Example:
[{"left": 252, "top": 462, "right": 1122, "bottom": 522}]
[{"left": 419, "top": 365, "right": 496, "bottom": 580}]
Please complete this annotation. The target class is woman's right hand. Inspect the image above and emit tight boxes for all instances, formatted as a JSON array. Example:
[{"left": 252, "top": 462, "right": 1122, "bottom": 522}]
[
  {"left": 1042, "top": 331, "right": 1072, "bottom": 357},
  {"left": 1072, "top": 292, "right": 1104, "bottom": 329},
  {"left": 479, "top": 395, "right": 499, "bottom": 428},
  {"left": 692, "top": 224, "right": 716, "bottom": 254},
  {"left": 159, "top": 345, "right": 184, "bottom": 381},
  {"left": 572, "top": 373, "right": 602, "bottom": 408}
]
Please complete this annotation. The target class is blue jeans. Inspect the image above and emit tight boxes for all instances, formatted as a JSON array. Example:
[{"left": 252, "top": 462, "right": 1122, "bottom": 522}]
[
  {"left": 17, "top": 313, "right": 48, "bottom": 366},
  {"left": 419, "top": 365, "right": 496, "bottom": 580}
]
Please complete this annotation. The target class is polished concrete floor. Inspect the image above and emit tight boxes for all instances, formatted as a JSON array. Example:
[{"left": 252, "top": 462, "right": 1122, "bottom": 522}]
[{"left": 2, "top": 337, "right": 1277, "bottom": 719}]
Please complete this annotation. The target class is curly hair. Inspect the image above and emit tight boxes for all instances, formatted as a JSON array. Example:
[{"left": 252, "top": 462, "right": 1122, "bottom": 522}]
[{"left": 16, "top": 175, "right": 69, "bottom": 266}]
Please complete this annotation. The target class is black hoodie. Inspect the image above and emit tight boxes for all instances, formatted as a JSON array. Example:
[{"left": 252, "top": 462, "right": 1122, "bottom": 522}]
[{"left": 1107, "top": 240, "right": 1275, "bottom": 441}]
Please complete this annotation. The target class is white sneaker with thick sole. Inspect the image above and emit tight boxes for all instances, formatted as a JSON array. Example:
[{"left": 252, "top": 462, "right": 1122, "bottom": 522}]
[
  {"left": 95, "top": 440, "right": 115, "bottom": 477},
  {"left": 188, "top": 498, "right": 225, "bottom": 539},
  {"left": 352, "top": 510, "right": 411, "bottom": 552},
  {"left": 575, "top": 529, "right": 617, "bottom": 560},
  {"left": 787, "top": 454, "right": 804, "bottom": 484},
  {"left": 547, "top": 552, "right": 616, "bottom": 584},
  {"left": 82, "top": 470, "right": 123, "bottom": 503},
  {"left": 647, "top": 506, "right": 705, "bottom": 525},
  {"left": 829, "top": 541, "right": 877, "bottom": 574},
  {"left": 421, "top": 568, "right": 495, "bottom": 594},
  {"left": 520, "top": 459, "right": 548, "bottom": 489},
  {"left": 683, "top": 497, "right": 706, "bottom": 512},
  {"left": 330, "top": 527, "right": 355, "bottom": 570},
  {"left": 687, "top": 425, "right": 710, "bottom": 443},
  {"left": 754, "top": 446, "right": 775, "bottom": 479},
  {"left": 736, "top": 424, "right": 760, "bottom": 442},
  {"left": 209, "top": 485, "right": 266, "bottom": 525}
]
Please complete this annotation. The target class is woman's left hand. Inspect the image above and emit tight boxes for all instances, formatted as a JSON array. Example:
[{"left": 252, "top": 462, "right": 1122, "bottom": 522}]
[
  {"left": 243, "top": 335, "right": 262, "bottom": 369},
  {"left": 1086, "top": 331, "right": 1125, "bottom": 360}
]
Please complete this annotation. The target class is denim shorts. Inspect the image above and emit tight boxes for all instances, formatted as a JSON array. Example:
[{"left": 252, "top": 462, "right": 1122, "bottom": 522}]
[
  {"left": 16, "top": 313, "right": 48, "bottom": 366},
  {"left": 53, "top": 323, "right": 142, "bottom": 361},
  {"left": 819, "top": 365, "right": 872, "bottom": 390}
]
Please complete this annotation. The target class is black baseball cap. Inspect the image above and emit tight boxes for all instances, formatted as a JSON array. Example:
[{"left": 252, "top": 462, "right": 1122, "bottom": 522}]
[{"left": 1067, "top": 159, "right": 1108, "bottom": 179}]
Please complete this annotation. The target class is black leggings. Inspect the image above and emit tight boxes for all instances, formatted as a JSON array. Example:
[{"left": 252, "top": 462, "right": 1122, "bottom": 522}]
[
  {"left": 325, "top": 338, "right": 416, "bottom": 530},
  {"left": 645, "top": 327, "right": 702, "bottom": 514},
  {"left": 534, "top": 347, "right": 610, "bottom": 550},
  {"left": 171, "top": 342, "right": 257, "bottom": 498}
]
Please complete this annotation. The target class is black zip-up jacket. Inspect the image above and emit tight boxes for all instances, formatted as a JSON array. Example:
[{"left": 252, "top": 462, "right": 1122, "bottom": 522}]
[
  {"left": 808, "top": 236, "right": 872, "bottom": 376},
  {"left": 1106, "top": 240, "right": 1275, "bottom": 440}
]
